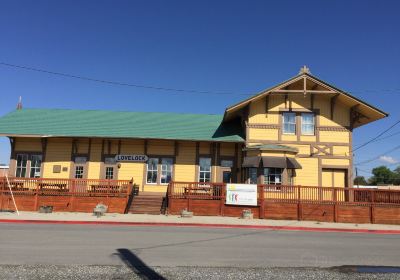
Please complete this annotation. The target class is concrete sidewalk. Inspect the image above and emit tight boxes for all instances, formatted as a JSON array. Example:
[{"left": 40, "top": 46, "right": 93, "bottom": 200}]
[{"left": 0, "top": 211, "right": 399, "bottom": 233}]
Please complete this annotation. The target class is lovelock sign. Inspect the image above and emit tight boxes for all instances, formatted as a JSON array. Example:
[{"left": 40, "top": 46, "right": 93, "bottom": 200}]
[{"left": 115, "top": 155, "right": 148, "bottom": 162}]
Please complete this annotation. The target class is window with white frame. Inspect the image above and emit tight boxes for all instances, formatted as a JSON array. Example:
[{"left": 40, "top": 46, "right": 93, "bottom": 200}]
[
  {"left": 16, "top": 154, "right": 28, "bottom": 178},
  {"left": 199, "top": 157, "right": 212, "bottom": 183},
  {"left": 105, "top": 167, "right": 114, "bottom": 179},
  {"left": 248, "top": 167, "right": 258, "bottom": 184},
  {"left": 29, "top": 155, "right": 42, "bottom": 178},
  {"left": 146, "top": 158, "right": 159, "bottom": 184},
  {"left": 263, "top": 168, "right": 283, "bottom": 185},
  {"left": 160, "top": 158, "right": 173, "bottom": 184},
  {"left": 75, "top": 166, "right": 84, "bottom": 179},
  {"left": 282, "top": 112, "right": 296, "bottom": 134},
  {"left": 301, "top": 113, "right": 315, "bottom": 135}
]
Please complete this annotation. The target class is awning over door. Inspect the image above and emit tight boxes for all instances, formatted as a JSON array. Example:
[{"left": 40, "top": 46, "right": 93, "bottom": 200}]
[
  {"left": 242, "top": 156, "right": 261, "bottom": 167},
  {"left": 242, "top": 156, "right": 302, "bottom": 169}
]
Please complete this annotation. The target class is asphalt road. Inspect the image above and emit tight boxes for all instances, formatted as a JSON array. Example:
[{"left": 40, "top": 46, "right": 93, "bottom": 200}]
[{"left": 0, "top": 223, "right": 399, "bottom": 279}]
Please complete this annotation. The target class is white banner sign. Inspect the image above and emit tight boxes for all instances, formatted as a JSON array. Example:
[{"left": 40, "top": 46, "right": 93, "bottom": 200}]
[
  {"left": 226, "top": 184, "right": 257, "bottom": 206},
  {"left": 115, "top": 155, "right": 148, "bottom": 162}
]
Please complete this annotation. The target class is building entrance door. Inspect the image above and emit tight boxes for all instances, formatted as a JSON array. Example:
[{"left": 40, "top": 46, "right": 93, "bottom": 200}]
[{"left": 220, "top": 167, "right": 232, "bottom": 183}]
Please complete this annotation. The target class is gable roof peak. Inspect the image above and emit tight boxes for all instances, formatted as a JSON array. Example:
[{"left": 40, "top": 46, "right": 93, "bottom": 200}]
[{"left": 299, "top": 65, "right": 311, "bottom": 75}]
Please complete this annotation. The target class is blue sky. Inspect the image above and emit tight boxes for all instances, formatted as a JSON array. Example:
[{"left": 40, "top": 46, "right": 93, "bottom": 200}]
[{"left": 0, "top": 1, "right": 399, "bottom": 179}]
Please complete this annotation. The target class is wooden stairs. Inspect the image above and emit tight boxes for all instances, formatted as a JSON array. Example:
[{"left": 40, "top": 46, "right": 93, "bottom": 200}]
[{"left": 128, "top": 192, "right": 166, "bottom": 215}]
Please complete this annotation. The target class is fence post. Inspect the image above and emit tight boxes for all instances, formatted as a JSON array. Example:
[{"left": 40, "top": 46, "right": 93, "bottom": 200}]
[
  {"left": 297, "top": 186, "right": 302, "bottom": 221},
  {"left": 333, "top": 188, "right": 338, "bottom": 223},
  {"left": 69, "top": 179, "right": 75, "bottom": 212},
  {"left": 187, "top": 183, "right": 191, "bottom": 211},
  {"left": 259, "top": 185, "right": 265, "bottom": 219},
  {"left": 370, "top": 190, "right": 375, "bottom": 224},
  {"left": 0, "top": 177, "right": 5, "bottom": 210},
  {"left": 220, "top": 184, "right": 225, "bottom": 216},
  {"left": 34, "top": 181, "right": 39, "bottom": 211}
]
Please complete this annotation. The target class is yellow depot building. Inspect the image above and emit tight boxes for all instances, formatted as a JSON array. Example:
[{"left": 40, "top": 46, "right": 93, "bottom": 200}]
[{"left": 0, "top": 67, "right": 387, "bottom": 193}]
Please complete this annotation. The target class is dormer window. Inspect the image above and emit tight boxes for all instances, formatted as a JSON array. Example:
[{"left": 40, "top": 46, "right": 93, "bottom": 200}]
[{"left": 282, "top": 112, "right": 296, "bottom": 135}]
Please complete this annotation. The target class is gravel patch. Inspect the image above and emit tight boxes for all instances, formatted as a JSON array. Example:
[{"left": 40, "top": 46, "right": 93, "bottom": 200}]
[{"left": 0, "top": 265, "right": 399, "bottom": 280}]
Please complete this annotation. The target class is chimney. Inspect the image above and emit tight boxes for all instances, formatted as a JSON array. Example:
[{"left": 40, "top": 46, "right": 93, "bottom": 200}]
[{"left": 16, "top": 96, "right": 22, "bottom": 110}]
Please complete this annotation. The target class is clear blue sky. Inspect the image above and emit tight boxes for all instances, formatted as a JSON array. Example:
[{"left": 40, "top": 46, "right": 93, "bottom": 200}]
[{"left": 0, "top": 1, "right": 399, "bottom": 179}]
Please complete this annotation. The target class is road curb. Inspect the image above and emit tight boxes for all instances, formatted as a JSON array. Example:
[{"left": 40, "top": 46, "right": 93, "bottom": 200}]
[{"left": 0, "top": 219, "right": 399, "bottom": 234}]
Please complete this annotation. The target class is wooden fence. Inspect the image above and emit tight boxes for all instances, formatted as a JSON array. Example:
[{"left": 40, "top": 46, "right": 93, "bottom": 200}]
[
  {"left": 167, "top": 182, "right": 400, "bottom": 225},
  {"left": 0, "top": 177, "right": 135, "bottom": 213}
]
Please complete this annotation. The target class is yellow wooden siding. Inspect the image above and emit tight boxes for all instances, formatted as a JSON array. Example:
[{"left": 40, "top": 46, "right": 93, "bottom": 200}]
[
  {"left": 87, "top": 162, "right": 101, "bottom": 179},
  {"left": 121, "top": 139, "right": 145, "bottom": 154},
  {"left": 319, "top": 131, "right": 350, "bottom": 143},
  {"left": 333, "top": 101, "right": 350, "bottom": 127},
  {"left": 220, "top": 143, "right": 235, "bottom": 156},
  {"left": 147, "top": 140, "right": 174, "bottom": 155},
  {"left": 281, "top": 134, "right": 297, "bottom": 141},
  {"left": 42, "top": 138, "right": 72, "bottom": 178},
  {"left": 248, "top": 99, "right": 266, "bottom": 123},
  {"left": 289, "top": 144, "right": 310, "bottom": 155},
  {"left": 118, "top": 162, "right": 144, "bottom": 183},
  {"left": 248, "top": 128, "right": 278, "bottom": 140},
  {"left": 299, "top": 135, "right": 317, "bottom": 142},
  {"left": 174, "top": 142, "right": 196, "bottom": 182},
  {"left": 287, "top": 95, "right": 310, "bottom": 109},
  {"left": 294, "top": 158, "right": 319, "bottom": 186},
  {"left": 15, "top": 137, "right": 42, "bottom": 152},
  {"left": 321, "top": 158, "right": 350, "bottom": 166},
  {"left": 332, "top": 146, "right": 350, "bottom": 156}
]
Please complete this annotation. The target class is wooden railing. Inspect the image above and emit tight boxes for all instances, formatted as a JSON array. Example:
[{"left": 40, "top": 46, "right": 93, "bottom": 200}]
[
  {"left": 0, "top": 177, "right": 133, "bottom": 197},
  {"left": 167, "top": 181, "right": 225, "bottom": 200},
  {"left": 168, "top": 182, "right": 400, "bottom": 205}
]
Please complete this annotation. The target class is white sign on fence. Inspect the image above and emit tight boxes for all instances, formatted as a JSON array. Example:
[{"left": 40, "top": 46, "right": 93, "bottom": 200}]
[
  {"left": 115, "top": 155, "right": 148, "bottom": 162},
  {"left": 225, "top": 184, "right": 257, "bottom": 206}
]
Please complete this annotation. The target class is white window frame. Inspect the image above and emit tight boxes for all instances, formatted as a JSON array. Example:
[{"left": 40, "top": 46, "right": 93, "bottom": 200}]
[
  {"left": 146, "top": 158, "right": 159, "bottom": 185},
  {"left": 75, "top": 165, "right": 84, "bottom": 179},
  {"left": 15, "top": 154, "right": 29, "bottom": 178},
  {"left": 105, "top": 166, "right": 114, "bottom": 180},
  {"left": 198, "top": 157, "right": 212, "bottom": 183},
  {"left": 282, "top": 112, "right": 296, "bottom": 135},
  {"left": 263, "top": 167, "right": 283, "bottom": 185},
  {"left": 301, "top": 113, "right": 315, "bottom": 136},
  {"left": 248, "top": 167, "right": 258, "bottom": 184},
  {"left": 29, "top": 155, "right": 42, "bottom": 178},
  {"left": 160, "top": 158, "right": 173, "bottom": 185}
]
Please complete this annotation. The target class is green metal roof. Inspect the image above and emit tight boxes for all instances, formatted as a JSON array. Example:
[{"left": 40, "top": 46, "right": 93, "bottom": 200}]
[{"left": 0, "top": 108, "right": 245, "bottom": 142}]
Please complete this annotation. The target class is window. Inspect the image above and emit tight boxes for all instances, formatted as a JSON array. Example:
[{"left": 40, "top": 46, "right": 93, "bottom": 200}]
[
  {"left": 16, "top": 154, "right": 28, "bottom": 178},
  {"left": 29, "top": 155, "right": 42, "bottom": 178},
  {"left": 75, "top": 166, "right": 84, "bottom": 179},
  {"left": 146, "top": 158, "right": 159, "bottom": 184},
  {"left": 264, "top": 168, "right": 283, "bottom": 185},
  {"left": 199, "top": 157, "right": 212, "bottom": 183},
  {"left": 160, "top": 158, "right": 173, "bottom": 184},
  {"left": 221, "top": 159, "right": 233, "bottom": 168},
  {"left": 282, "top": 112, "right": 296, "bottom": 134},
  {"left": 248, "top": 168, "right": 258, "bottom": 184},
  {"left": 105, "top": 167, "right": 114, "bottom": 179},
  {"left": 301, "top": 113, "right": 315, "bottom": 135}
]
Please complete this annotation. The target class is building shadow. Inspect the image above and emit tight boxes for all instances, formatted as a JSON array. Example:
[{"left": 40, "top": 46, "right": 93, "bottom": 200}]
[{"left": 115, "top": 248, "right": 166, "bottom": 280}]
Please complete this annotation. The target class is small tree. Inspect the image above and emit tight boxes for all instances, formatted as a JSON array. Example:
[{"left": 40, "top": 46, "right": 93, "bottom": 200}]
[
  {"left": 354, "top": 176, "right": 367, "bottom": 186},
  {"left": 369, "top": 166, "right": 394, "bottom": 185}
]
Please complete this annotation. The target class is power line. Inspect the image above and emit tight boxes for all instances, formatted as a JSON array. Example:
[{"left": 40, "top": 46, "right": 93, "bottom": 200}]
[
  {"left": 352, "top": 119, "right": 400, "bottom": 152},
  {"left": 355, "top": 144, "right": 400, "bottom": 166},
  {"left": 0, "top": 62, "right": 250, "bottom": 96},
  {"left": 2, "top": 61, "right": 400, "bottom": 97}
]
